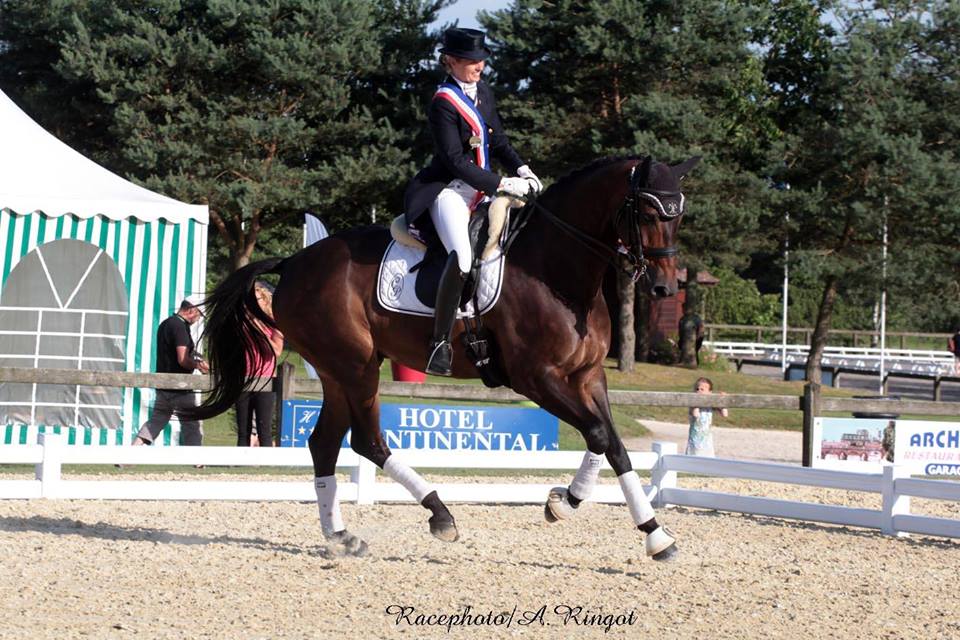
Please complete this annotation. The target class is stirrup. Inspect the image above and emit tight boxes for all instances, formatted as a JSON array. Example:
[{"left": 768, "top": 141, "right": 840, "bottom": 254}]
[{"left": 426, "top": 340, "right": 453, "bottom": 376}]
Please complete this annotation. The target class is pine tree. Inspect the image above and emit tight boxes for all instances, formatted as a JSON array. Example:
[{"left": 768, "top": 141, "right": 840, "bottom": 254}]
[
  {"left": 483, "top": 0, "right": 780, "bottom": 367},
  {"left": 780, "top": 2, "right": 960, "bottom": 382},
  {"left": 1, "top": 0, "right": 446, "bottom": 275}
]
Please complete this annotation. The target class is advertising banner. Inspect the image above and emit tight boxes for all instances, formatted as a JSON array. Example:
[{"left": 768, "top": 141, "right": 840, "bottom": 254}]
[
  {"left": 812, "top": 417, "right": 888, "bottom": 472},
  {"left": 280, "top": 400, "right": 559, "bottom": 451},
  {"left": 894, "top": 420, "right": 960, "bottom": 476},
  {"left": 813, "top": 417, "right": 960, "bottom": 476}
]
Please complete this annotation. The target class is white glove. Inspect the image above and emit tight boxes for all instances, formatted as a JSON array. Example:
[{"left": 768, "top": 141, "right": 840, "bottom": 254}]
[
  {"left": 517, "top": 165, "right": 543, "bottom": 193},
  {"left": 498, "top": 176, "right": 533, "bottom": 198}
]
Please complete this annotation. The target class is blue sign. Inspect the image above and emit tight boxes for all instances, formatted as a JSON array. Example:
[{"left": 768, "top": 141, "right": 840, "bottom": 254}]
[{"left": 280, "top": 400, "right": 559, "bottom": 451}]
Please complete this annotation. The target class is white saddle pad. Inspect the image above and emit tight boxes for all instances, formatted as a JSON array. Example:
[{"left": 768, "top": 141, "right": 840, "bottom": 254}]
[{"left": 376, "top": 241, "right": 506, "bottom": 318}]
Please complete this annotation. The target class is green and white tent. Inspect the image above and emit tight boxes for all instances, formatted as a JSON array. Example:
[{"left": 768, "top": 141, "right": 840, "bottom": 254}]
[{"left": 0, "top": 90, "right": 209, "bottom": 447}]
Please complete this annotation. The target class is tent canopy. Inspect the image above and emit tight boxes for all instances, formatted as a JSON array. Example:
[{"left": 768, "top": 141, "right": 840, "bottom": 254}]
[{"left": 0, "top": 90, "right": 208, "bottom": 224}]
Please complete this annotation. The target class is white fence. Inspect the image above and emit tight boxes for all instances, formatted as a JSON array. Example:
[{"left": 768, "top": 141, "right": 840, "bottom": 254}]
[
  {"left": 2, "top": 434, "right": 958, "bottom": 540},
  {"left": 707, "top": 340, "right": 955, "bottom": 372}
]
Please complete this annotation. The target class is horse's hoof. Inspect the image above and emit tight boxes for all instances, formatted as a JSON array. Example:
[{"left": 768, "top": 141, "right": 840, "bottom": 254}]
[
  {"left": 645, "top": 525, "right": 677, "bottom": 559},
  {"left": 545, "top": 486, "right": 576, "bottom": 522},
  {"left": 651, "top": 542, "right": 679, "bottom": 562},
  {"left": 429, "top": 517, "right": 459, "bottom": 542},
  {"left": 544, "top": 502, "right": 559, "bottom": 523},
  {"left": 326, "top": 530, "right": 370, "bottom": 557}
]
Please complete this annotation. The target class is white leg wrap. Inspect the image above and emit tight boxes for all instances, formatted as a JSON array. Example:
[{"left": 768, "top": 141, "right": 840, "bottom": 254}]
[
  {"left": 314, "top": 475, "right": 344, "bottom": 537},
  {"left": 618, "top": 471, "right": 656, "bottom": 526},
  {"left": 569, "top": 450, "right": 604, "bottom": 500},
  {"left": 383, "top": 456, "right": 432, "bottom": 503}
]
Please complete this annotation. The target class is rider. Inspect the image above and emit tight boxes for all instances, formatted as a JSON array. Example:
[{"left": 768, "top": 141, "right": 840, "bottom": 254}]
[{"left": 404, "top": 27, "right": 543, "bottom": 376}]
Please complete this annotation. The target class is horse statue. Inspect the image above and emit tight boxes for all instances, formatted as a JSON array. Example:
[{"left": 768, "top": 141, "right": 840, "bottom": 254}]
[{"left": 192, "top": 154, "right": 700, "bottom": 560}]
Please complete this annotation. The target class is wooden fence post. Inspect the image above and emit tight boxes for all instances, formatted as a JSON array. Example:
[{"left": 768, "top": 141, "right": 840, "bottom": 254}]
[
  {"left": 274, "top": 362, "right": 296, "bottom": 446},
  {"left": 802, "top": 382, "right": 821, "bottom": 467}
]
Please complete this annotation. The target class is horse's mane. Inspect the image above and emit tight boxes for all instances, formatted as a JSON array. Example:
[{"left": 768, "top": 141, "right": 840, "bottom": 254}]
[{"left": 542, "top": 155, "right": 644, "bottom": 198}]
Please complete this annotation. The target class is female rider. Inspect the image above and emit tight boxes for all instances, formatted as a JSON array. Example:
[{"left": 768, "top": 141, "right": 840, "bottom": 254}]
[{"left": 404, "top": 27, "right": 542, "bottom": 376}]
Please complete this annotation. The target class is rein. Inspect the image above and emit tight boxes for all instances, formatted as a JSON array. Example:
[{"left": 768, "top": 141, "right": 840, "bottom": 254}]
[{"left": 501, "top": 163, "right": 681, "bottom": 281}]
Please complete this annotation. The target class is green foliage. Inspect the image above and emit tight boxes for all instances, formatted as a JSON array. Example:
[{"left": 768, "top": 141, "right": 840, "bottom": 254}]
[
  {"left": 0, "top": 0, "right": 446, "bottom": 279},
  {"left": 2, "top": 0, "right": 958, "bottom": 335},
  {"left": 769, "top": 2, "right": 960, "bottom": 350},
  {"left": 704, "top": 267, "right": 781, "bottom": 326},
  {"left": 648, "top": 336, "right": 679, "bottom": 365},
  {"left": 483, "top": 0, "right": 781, "bottom": 271}
]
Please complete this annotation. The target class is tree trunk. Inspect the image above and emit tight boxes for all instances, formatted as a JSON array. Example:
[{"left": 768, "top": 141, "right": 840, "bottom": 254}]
[
  {"left": 679, "top": 267, "right": 700, "bottom": 368},
  {"left": 617, "top": 268, "right": 635, "bottom": 372},
  {"left": 805, "top": 275, "right": 839, "bottom": 384}
]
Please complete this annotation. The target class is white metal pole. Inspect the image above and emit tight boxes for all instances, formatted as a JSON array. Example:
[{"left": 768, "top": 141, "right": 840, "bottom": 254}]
[
  {"left": 878, "top": 211, "right": 888, "bottom": 393},
  {"left": 782, "top": 211, "right": 790, "bottom": 375}
]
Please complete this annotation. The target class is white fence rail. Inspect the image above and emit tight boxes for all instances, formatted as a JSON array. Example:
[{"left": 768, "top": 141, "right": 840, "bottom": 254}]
[
  {"left": 2, "top": 434, "right": 958, "bottom": 540},
  {"left": 706, "top": 340, "right": 954, "bottom": 367}
]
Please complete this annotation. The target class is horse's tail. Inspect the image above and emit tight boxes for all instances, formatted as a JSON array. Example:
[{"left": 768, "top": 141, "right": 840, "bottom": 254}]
[{"left": 189, "top": 257, "right": 286, "bottom": 420}]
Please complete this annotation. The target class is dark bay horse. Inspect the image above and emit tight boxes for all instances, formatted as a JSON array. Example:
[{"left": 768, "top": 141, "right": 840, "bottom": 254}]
[{"left": 193, "top": 155, "right": 699, "bottom": 559}]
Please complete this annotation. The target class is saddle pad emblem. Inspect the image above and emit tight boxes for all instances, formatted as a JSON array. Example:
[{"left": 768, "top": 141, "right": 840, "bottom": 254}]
[
  {"left": 387, "top": 273, "right": 403, "bottom": 301},
  {"left": 376, "top": 241, "right": 506, "bottom": 318}
]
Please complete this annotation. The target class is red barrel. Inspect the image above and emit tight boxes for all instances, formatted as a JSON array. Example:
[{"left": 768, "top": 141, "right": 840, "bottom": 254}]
[{"left": 390, "top": 361, "right": 427, "bottom": 383}]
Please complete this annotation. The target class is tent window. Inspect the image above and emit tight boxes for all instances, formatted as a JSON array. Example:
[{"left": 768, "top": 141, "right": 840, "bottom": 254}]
[{"left": 0, "top": 239, "right": 128, "bottom": 430}]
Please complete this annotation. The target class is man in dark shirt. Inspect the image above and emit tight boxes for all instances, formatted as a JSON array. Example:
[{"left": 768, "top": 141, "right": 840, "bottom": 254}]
[{"left": 132, "top": 298, "right": 209, "bottom": 446}]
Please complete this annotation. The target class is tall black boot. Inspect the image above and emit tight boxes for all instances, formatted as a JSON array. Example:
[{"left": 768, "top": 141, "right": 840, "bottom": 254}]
[{"left": 426, "top": 251, "right": 466, "bottom": 376}]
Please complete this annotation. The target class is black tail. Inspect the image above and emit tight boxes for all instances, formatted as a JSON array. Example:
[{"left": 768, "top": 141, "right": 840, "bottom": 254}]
[{"left": 187, "top": 258, "right": 286, "bottom": 420}]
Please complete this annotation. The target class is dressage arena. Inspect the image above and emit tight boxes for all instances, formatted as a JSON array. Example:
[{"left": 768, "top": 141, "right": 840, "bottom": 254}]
[{"left": 0, "top": 472, "right": 957, "bottom": 640}]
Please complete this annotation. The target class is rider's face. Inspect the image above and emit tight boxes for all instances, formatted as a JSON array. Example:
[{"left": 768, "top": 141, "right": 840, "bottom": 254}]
[{"left": 447, "top": 56, "right": 485, "bottom": 84}]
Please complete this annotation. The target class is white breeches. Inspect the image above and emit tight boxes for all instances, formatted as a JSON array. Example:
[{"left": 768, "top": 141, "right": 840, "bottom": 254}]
[{"left": 430, "top": 180, "right": 481, "bottom": 273}]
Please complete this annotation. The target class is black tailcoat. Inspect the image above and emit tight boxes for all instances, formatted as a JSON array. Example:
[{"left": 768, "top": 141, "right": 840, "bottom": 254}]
[{"left": 404, "top": 78, "right": 524, "bottom": 225}]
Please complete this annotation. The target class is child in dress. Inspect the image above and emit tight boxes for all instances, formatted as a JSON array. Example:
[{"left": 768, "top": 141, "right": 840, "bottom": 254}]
[{"left": 686, "top": 377, "right": 728, "bottom": 457}]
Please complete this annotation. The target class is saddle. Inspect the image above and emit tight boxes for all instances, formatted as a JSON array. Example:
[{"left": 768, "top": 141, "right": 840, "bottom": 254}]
[
  {"left": 389, "top": 195, "right": 516, "bottom": 308},
  {"left": 386, "top": 195, "right": 523, "bottom": 388}
]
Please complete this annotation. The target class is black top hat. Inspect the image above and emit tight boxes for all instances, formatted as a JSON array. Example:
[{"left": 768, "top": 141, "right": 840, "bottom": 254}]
[{"left": 440, "top": 27, "right": 491, "bottom": 61}]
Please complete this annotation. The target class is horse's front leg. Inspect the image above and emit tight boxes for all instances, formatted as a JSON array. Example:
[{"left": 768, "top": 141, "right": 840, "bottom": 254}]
[
  {"left": 601, "top": 415, "right": 677, "bottom": 560},
  {"left": 525, "top": 371, "right": 677, "bottom": 560}
]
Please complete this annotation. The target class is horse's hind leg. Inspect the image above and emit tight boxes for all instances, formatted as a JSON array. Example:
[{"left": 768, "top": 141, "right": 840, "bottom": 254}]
[
  {"left": 308, "top": 378, "right": 368, "bottom": 557},
  {"left": 345, "top": 361, "right": 459, "bottom": 543}
]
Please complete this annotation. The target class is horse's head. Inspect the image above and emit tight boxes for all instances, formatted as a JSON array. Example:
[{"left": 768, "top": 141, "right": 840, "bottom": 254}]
[{"left": 618, "top": 156, "right": 700, "bottom": 299}]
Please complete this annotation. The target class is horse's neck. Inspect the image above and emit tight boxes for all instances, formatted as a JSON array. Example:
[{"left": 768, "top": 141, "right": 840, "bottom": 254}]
[{"left": 518, "top": 165, "right": 629, "bottom": 302}]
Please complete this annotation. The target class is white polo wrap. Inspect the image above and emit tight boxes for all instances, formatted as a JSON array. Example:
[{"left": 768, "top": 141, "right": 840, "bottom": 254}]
[
  {"left": 569, "top": 450, "right": 604, "bottom": 500},
  {"left": 383, "top": 456, "right": 432, "bottom": 503},
  {"left": 314, "top": 475, "right": 344, "bottom": 536},
  {"left": 618, "top": 471, "right": 656, "bottom": 525}
]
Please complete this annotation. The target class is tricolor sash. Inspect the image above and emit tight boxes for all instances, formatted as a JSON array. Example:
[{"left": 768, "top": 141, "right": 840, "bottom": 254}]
[{"left": 433, "top": 82, "right": 490, "bottom": 173}]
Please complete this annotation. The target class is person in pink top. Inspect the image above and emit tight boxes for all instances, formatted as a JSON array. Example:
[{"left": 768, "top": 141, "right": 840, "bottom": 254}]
[{"left": 235, "top": 282, "right": 284, "bottom": 446}]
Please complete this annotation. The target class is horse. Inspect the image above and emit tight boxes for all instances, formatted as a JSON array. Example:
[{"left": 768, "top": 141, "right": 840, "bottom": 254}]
[{"left": 192, "top": 154, "right": 700, "bottom": 560}]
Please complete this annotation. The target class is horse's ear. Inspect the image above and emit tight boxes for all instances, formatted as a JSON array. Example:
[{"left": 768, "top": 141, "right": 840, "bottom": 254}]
[
  {"left": 638, "top": 155, "right": 653, "bottom": 185},
  {"left": 672, "top": 156, "right": 702, "bottom": 181}
]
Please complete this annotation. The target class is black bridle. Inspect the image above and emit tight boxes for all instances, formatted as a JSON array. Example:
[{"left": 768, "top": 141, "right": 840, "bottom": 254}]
[{"left": 503, "top": 161, "right": 683, "bottom": 281}]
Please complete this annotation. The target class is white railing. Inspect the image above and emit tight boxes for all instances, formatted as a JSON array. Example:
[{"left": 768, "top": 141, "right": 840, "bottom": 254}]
[
  {"left": 707, "top": 341, "right": 955, "bottom": 375},
  {"left": 707, "top": 341, "right": 953, "bottom": 363},
  {"left": 2, "top": 434, "right": 958, "bottom": 540}
]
